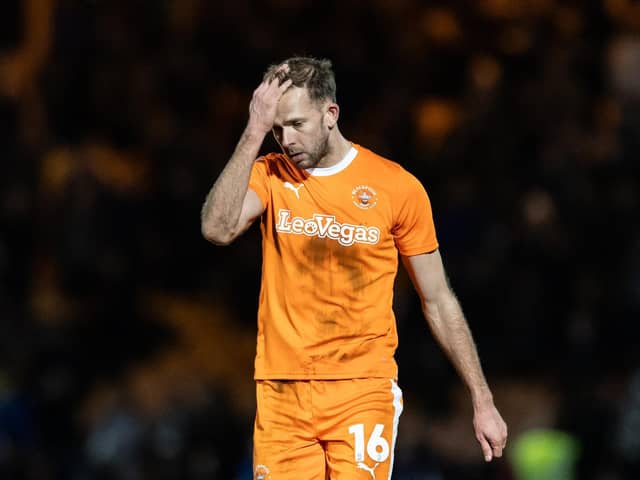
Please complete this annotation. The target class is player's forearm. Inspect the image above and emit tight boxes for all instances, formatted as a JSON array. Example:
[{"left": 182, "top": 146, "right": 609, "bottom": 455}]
[
  {"left": 201, "top": 127, "right": 265, "bottom": 244},
  {"left": 423, "top": 292, "right": 493, "bottom": 407}
]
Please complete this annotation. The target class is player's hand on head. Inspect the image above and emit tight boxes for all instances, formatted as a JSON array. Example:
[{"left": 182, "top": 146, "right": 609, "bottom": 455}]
[
  {"left": 473, "top": 403, "right": 507, "bottom": 462},
  {"left": 247, "top": 64, "right": 292, "bottom": 135}
]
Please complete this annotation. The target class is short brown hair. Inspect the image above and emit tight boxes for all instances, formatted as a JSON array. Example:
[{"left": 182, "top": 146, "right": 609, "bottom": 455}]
[{"left": 263, "top": 56, "right": 337, "bottom": 104}]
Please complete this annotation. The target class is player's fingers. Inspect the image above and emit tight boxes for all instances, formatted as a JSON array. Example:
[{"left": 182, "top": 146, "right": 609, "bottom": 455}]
[
  {"left": 275, "top": 62, "right": 289, "bottom": 74},
  {"left": 497, "top": 424, "right": 507, "bottom": 449},
  {"left": 263, "top": 77, "right": 280, "bottom": 94},
  {"left": 278, "top": 78, "right": 293, "bottom": 91},
  {"left": 267, "top": 65, "right": 286, "bottom": 83},
  {"left": 492, "top": 443, "right": 503, "bottom": 458},
  {"left": 269, "top": 72, "right": 289, "bottom": 89},
  {"left": 477, "top": 434, "right": 493, "bottom": 462},
  {"left": 253, "top": 81, "right": 268, "bottom": 97},
  {"left": 268, "top": 65, "right": 290, "bottom": 88}
]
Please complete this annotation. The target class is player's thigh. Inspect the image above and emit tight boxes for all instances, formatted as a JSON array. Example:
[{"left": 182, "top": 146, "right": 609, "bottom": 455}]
[
  {"left": 253, "top": 380, "right": 326, "bottom": 480},
  {"left": 323, "top": 378, "right": 403, "bottom": 480}
]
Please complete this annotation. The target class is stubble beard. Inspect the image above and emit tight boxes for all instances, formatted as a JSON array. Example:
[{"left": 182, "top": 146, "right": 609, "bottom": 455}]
[{"left": 298, "top": 133, "right": 330, "bottom": 169}]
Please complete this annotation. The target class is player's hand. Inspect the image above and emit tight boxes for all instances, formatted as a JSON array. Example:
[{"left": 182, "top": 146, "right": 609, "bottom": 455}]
[
  {"left": 473, "top": 401, "right": 507, "bottom": 462},
  {"left": 247, "top": 64, "right": 292, "bottom": 135}
]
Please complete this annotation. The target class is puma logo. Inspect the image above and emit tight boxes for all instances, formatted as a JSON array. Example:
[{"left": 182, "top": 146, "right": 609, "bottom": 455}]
[
  {"left": 356, "top": 462, "right": 379, "bottom": 479},
  {"left": 283, "top": 181, "right": 304, "bottom": 199}
]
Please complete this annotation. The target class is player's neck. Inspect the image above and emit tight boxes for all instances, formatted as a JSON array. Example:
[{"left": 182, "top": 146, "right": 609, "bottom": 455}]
[{"left": 315, "top": 129, "right": 352, "bottom": 169}]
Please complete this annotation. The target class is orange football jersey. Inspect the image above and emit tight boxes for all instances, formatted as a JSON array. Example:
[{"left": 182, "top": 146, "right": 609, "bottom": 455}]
[{"left": 248, "top": 143, "right": 438, "bottom": 379}]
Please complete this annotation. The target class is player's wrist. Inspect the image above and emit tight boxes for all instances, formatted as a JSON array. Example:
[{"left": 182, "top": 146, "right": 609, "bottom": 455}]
[
  {"left": 471, "top": 387, "right": 494, "bottom": 410},
  {"left": 245, "top": 120, "right": 271, "bottom": 138}
]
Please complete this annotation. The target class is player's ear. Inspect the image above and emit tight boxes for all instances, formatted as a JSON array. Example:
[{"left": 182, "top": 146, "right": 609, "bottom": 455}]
[{"left": 325, "top": 102, "right": 339, "bottom": 129}]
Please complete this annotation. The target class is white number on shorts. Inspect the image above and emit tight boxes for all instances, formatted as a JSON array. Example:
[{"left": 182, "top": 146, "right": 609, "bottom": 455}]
[{"left": 348, "top": 423, "right": 390, "bottom": 463}]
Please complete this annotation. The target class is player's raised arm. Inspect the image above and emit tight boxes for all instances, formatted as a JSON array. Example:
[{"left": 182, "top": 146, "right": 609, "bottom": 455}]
[
  {"left": 401, "top": 250, "right": 508, "bottom": 462},
  {"left": 201, "top": 68, "right": 292, "bottom": 245}
]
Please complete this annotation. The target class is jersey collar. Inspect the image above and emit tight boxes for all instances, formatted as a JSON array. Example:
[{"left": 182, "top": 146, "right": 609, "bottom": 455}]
[{"left": 305, "top": 145, "right": 358, "bottom": 177}]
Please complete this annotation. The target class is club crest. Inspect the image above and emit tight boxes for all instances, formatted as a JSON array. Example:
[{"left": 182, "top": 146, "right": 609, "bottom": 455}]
[
  {"left": 254, "top": 464, "right": 270, "bottom": 480},
  {"left": 352, "top": 185, "right": 378, "bottom": 210}
]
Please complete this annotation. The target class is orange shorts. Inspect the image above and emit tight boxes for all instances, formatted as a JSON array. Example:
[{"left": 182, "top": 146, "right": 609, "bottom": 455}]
[{"left": 253, "top": 378, "right": 403, "bottom": 480}]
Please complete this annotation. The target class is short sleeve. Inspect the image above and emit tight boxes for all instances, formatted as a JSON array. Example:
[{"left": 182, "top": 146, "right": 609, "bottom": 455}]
[
  {"left": 392, "top": 171, "right": 439, "bottom": 256},
  {"left": 248, "top": 157, "right": 270, "bottom": 209}
]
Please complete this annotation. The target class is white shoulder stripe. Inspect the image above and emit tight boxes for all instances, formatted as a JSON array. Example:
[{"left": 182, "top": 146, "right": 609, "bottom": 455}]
[{"left": 388, "top": 379, "right": 403, "bottom": 480}]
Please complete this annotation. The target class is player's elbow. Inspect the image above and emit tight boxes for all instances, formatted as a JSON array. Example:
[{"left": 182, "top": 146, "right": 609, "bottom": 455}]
[{"left": 201, "top": 222, "right": 235, "bottom": 246}]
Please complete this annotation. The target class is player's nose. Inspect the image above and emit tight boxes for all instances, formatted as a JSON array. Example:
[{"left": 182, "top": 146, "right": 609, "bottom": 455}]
[{"left": 281, "top": 127, "right": 295, "bottom": 147}]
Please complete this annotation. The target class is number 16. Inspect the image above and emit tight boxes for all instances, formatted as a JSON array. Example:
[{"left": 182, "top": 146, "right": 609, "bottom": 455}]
[{"left": 348, "top": 423, "right": 390, "bottom": 463}]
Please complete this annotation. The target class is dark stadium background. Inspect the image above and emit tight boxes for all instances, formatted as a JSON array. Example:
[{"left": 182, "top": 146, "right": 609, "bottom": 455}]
[{"left": 1, "top": 1, "right": 639, "bottom": 479}]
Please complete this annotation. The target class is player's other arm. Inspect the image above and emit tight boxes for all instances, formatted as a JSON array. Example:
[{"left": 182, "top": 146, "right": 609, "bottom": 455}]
[
  {"left": 402, "top": 250, "right": 508, "bottom": 462},
  {"left": 201, "top": 70, "right": 292, "bottom": 245}
]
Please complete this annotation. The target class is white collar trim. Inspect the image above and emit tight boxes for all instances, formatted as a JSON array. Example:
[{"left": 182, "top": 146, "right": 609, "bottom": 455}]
[{"left": 305, "top": 146, "right": 357, "bottom": 177}]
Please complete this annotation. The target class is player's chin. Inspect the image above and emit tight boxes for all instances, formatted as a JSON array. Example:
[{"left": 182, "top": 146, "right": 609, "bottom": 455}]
[{"left": 291, "top": 153, "right": 312, "bottom": 168}]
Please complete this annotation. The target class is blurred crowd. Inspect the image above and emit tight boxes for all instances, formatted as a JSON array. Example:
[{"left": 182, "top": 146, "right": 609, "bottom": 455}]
[{"left": 1, "top": 0, "right": 640, "bottom": 479}]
